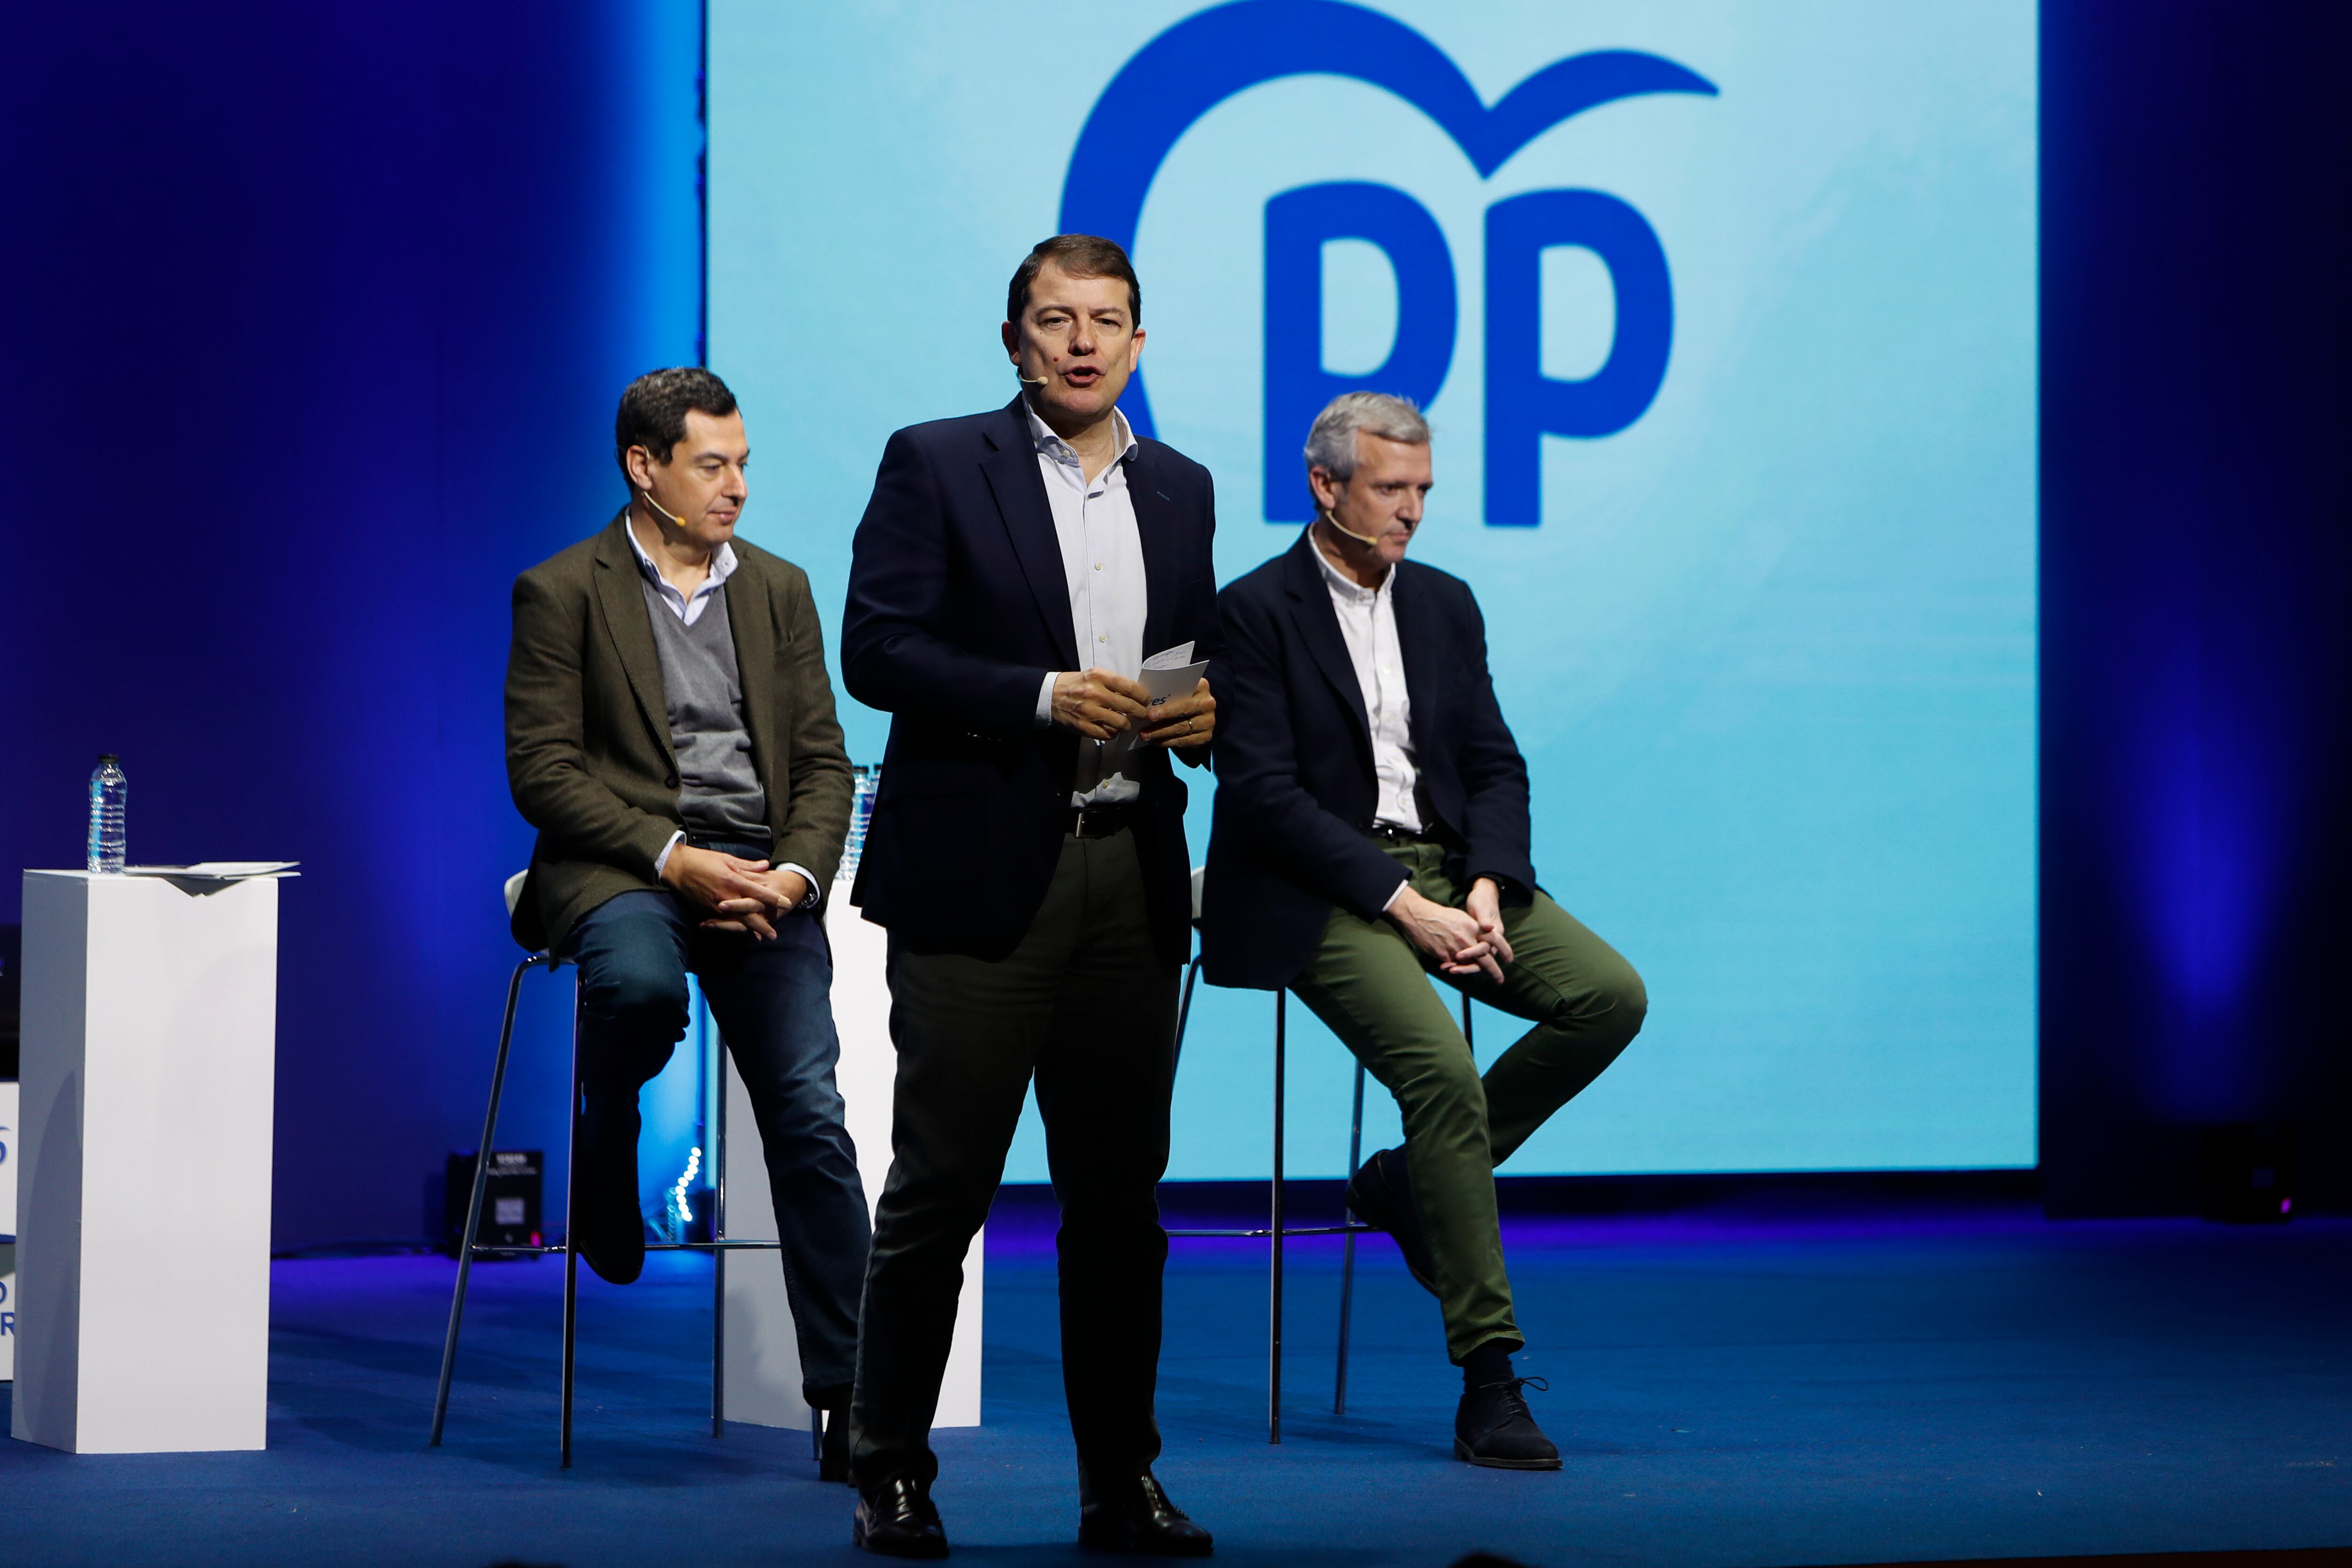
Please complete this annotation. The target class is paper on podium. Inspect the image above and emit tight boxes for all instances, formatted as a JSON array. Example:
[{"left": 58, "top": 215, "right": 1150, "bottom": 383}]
[
  {"left": 124, "top": 862, "right": 300, "bottom": 896},
  {"left": 124, "top": 862, "right": 300, "bottom": 879}
]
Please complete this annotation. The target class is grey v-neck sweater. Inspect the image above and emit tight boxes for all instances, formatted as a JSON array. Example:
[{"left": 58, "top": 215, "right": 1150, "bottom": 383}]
[{"left": 638, "top": 576, "right": 770, "bottom": 845}]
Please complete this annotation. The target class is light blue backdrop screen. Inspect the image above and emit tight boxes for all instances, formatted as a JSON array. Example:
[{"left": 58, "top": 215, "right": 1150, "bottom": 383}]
[{"left": 707, "top": 0, "right": 2037, "bottom": 1179}]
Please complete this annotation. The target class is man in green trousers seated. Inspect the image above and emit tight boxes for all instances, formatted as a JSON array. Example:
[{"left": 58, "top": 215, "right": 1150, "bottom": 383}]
[{"left": 1200, "top": 391, "right": 1648, "bottom": 1469}]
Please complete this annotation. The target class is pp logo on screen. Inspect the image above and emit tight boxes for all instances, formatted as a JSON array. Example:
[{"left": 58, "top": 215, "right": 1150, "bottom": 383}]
[{"left": 1058, "top": 0, "right": 1715, "bottom": 526}]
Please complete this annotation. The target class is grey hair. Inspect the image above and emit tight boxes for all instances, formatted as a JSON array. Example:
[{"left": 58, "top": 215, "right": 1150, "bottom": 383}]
[{"left": 1302, "top": 391, "right": 1430, "bottom": 481}]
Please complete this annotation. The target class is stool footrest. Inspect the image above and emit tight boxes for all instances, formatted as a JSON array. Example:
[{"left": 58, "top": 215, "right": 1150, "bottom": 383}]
[
  {"left": 1167, "top": 1223, "right": 1375, "bottom": 1239},
  {"left": 467, "top": 1239, "right": 787, "bottom": 1258}
]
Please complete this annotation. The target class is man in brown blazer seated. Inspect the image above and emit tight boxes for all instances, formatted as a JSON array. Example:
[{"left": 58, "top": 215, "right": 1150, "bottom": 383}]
[{"left": 505, "top": 366, "right": 871, "bottom": 1477}]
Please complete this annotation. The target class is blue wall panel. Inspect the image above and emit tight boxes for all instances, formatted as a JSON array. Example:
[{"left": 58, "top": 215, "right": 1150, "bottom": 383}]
[
  {"left": 0, "top": 3, "right": 701, "bottom": 1247},
  {"left": 2040, "top": 0, "right": 2352, "bottom": 1212}
]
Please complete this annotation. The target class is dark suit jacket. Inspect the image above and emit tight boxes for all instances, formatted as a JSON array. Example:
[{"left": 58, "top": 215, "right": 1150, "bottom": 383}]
[
  {"left": 840, "top": 397, "right": 1219, "bottom": 967},
  {"left": 1200, "top": 531, "right": 1534, "bottom": 990},
  {"left": 504, "top": 511, "right": 853, "bottom": 956}
]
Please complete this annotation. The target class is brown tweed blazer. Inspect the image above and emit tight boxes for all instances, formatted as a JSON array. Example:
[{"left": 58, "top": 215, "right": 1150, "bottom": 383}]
[{"left": 503, "top": 511, "right": 853, "bottom": 955}]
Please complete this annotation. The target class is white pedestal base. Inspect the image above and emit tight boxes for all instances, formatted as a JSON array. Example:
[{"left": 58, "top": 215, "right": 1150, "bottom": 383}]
[
  {"left": 13, "top": 871, "right": 279, "bottom": 1453},
  {"left": 1, "top": 1079, "right": 16, "bottom": 1382},
  {"left": 718, "top": 898, "right": 981, "bottom": 1430}
]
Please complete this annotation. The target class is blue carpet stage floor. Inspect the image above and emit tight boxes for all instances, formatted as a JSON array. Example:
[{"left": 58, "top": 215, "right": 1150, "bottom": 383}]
[{"left": 2, "top": 1186, "right": 2347, "bottom": 1568}]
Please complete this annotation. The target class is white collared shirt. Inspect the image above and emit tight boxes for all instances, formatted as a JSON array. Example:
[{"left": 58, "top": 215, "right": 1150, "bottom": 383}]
[
  {"left": 1312, "top": 532, "right": 1422, "bottom": 915},
  {"left": 623, "top": 515, "right": 814, "bottom": 904},
  {"left": 1311, "top": 532, "right": 1423, "bottom": 836},
  {"left": 1025, "top": 401, "right": 1147, "bottom": 806},
  {"left": 623, "top": 516, "right": 738, "bottom": 625}
]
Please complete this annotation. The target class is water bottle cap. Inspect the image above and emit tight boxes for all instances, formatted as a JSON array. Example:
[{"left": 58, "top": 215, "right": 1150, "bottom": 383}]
[{"left": 97, "top": 753, "right": 120, "bottom": 765}]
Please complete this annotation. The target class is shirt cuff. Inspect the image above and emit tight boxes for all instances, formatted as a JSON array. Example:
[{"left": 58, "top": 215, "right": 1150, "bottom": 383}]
[
  {"left": 1034, "top": 671, "right": 1060, "bottom": 729},
  {"left": 1380, "top": 877, "right": 1411, "bottom": 914},
  {"left": 653, "top": 829, "right": 685, "bottom": 878},
  {"left": 777, "top": 862, "right": 821, "bottom": 909}
]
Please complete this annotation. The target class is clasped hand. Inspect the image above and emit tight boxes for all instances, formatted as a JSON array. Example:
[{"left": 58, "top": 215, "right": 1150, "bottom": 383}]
[
  {"left": 660, "top": 844, "right": 808, "bottom": 939},
  {"left": 1051, "top": 668, "right": 1216, "bottom": 750},
  {"left": 1388, "top": 877, "right": 1515, "bottom": 983}
]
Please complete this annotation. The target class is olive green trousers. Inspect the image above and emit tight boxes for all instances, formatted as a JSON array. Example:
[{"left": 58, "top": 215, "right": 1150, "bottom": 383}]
[{"left": 1288, "top": 838, "right": 1646, "bottom": 1361}]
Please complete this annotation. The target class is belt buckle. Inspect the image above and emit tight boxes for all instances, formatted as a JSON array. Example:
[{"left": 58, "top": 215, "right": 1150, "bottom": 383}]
[{"left": 1073, "top": 805, "right": 1094, "bottom": 838}]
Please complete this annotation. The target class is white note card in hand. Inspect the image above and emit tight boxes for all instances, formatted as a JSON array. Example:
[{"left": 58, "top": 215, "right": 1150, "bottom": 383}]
[{"left": 1105, "top": 643, "right": 1208, "bottom": 760}]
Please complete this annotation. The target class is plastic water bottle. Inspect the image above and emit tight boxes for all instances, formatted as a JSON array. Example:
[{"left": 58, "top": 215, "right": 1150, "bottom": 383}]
[
  {"left": 87, "top": 754, "right": 127, "bottom": 874},
  {"left": 839, "top": 764, "right": 881, "bottom": 884}
]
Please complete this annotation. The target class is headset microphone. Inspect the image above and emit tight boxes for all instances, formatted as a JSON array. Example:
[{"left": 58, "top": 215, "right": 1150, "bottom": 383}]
[
  {"left": 1017, "top": 369, "right": 1050, "bottom": 386},
  {"left": 1318, "top": 509, "right": 1387, "bottom": 548},
  {"left": 638, "top": 487, "right": 690, "bottom": 528}
]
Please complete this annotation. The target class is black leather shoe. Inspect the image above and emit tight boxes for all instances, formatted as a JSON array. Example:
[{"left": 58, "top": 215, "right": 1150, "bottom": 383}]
[
  {"left": 1345, "top": 1146, "right": 1438, "bottom": 1297},
  {"left": 854, "top": 1476, "right": 949, "bottom": 1558},
  {"left": 570, "top": 1097, "right": 646, "bottom": 1285},
  {"left": 1078, "top": 1472, "right": 1214, "bottom": 1556},
  {"left": 1455, "top": 1375, "right": 1562, "bottom": 1470}
]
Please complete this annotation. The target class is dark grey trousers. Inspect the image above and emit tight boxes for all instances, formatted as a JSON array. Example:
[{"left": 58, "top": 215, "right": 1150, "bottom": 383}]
[{"left": 850, "top": 827, "right": 1180, "bottom": 1489}]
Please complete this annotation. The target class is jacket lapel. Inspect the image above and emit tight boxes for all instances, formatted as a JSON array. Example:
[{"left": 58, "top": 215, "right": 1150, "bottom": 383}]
[
  {"left": 1282, "top": 532, "right": 1372, "bottom": 748},
  {"left": 1391, "top": 562, "right": 1446, "bottom": 762},
  {"left": 591, "top": 514, "right": 678, "bottom": 770},
  {"left": 724, "top": 550, "right": 779, "bottom": 793},
  {"left": 1128, "top": 443, "right": 1186, "bottom": 661},
  {"left": 978, "top": 397, "right": 1081, "bottom": 669}
]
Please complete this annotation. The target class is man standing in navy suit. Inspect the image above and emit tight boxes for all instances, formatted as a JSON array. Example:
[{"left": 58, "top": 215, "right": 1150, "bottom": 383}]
[
  {"left": 1202, "top": 392, "right": 1647, "bottom": 1472},
  {"left": 840, "top": 236, "right": 1218, "bottom": 1558}
]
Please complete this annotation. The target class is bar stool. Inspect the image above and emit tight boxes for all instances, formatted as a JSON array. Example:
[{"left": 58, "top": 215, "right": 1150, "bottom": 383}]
[
  {"left": 1167, "top": 868, "right": 1478, "bottom": 1442},
  {"left": 428, "top": 871, "right": 788, "bottom": 1466}
]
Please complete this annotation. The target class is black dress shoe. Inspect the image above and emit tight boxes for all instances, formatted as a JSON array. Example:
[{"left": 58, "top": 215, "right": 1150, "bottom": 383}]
[
  {"left": 854, "top": 1476, "right": 949, "bottom": 1558},
  {"left": 570, "top": 1100, "right": 646, "bottom": 1285},
  {"left": 1455, "top": 1375, "right": 1562, "bottom": 1470},
  {"left": 1345, "top": 1146, "right": 1439, "bottom": 1296},
  {"left": 1078, "top": 1472, "right": 1214, "bottom": 1556}
]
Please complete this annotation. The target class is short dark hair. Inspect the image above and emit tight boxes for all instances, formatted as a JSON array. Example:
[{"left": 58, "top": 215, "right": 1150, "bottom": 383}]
[
  {"left": 615, "top": 366, "right": 738, "bottom": 483},
  {"left": 1007, "top": 234, "right": 1141, "bottom": 326}
]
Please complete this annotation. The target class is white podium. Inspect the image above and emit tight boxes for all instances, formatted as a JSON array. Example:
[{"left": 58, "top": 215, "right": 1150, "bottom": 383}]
[
  {"left": 13, "top": 870, "right": 281, "bottom": 1453},
  {"left": 716, "top": 896, "right": 982, "bottom": 1431}
]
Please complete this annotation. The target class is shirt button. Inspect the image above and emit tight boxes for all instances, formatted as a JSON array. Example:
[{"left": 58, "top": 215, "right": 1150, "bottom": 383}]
[
  {"left": 1099, "top": 634, "right": 1108, "bottom": 643},
  {"left": 1094, "top": 563, "right": 1103, "bottom": 571}
]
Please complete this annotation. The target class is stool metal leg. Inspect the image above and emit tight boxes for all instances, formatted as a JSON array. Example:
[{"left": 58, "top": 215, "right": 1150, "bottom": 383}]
[
  {"left": 430, "top": 952, "right": 546, "bottom": 1446},
  {"left": 560, "top": 987, "right": 582, "bottom": 1468},
  {"left": 1173, "top": 953, "right": 1202, "bottom": 1065},
  {"left": 1269, "top": 989, "right": 1286, "bottom": 1444},
  {"left": 1333, "top": 1058, "right": 1366, "bottom": 1415},
  {"left": 706, "top": 989, "right": 726, "bottom": 1440}
]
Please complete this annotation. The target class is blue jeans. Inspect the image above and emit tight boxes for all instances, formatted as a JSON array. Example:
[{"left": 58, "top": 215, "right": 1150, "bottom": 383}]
[{"left": 566, "top": 879, "right": 870, "bottom": 1396}]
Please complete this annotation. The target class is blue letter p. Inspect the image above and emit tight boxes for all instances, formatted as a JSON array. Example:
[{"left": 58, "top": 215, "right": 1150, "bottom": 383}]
[
  {"left": 1484, "top": 190, "right": 1674, "bottom": 526},
  {"left": 1263, "top": 183, "right": 1457, "bottom": 522}
]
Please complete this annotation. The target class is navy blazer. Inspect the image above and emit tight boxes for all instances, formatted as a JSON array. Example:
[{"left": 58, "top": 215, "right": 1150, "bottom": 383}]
[
  {"left": 1201, "top": 531, "right": 1534, "bottom": 990},
  {"left": 840, "top": 397, "right": 1220, "bottom": 966}
]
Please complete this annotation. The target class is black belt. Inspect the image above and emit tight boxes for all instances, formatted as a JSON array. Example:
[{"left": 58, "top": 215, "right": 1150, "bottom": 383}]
[
  {"left": 1067, "top": 801, "right": 1140, "bottom": 839},
  {"left": 1369, "top": 821, "right": 1434, "bottom": 845}
]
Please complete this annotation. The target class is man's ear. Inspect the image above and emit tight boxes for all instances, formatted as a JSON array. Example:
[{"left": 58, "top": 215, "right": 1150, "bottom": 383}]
[
  {"left": 624, "top": 444, "right": 655, "bottom": 492},
  {"left": 1001, "top": 319, "right": 1022, "bottom": 365},
  {"left": 1306, "top": 466, "right": 1343, "bottom": 511}
]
